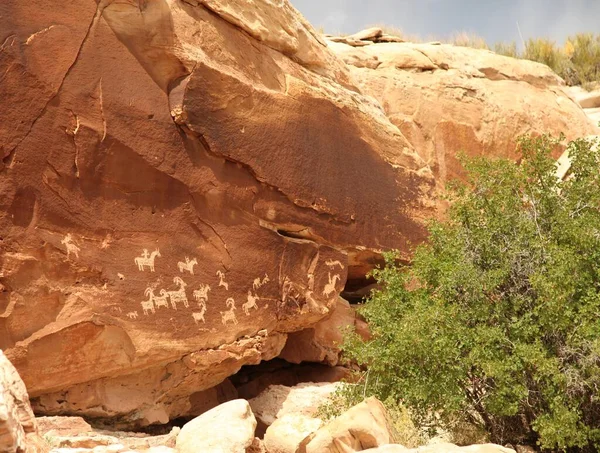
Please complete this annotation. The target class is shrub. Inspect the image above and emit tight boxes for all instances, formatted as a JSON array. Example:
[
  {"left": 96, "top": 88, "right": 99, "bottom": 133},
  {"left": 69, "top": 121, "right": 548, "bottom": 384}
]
[
  {"left": 343, "top": 135, "right": 600, "bottom": 451},
  {"left": 522, "top": 38, "right": 566, "bottom": 73},
  {"left": 565, "top": 33, "right": 600, "bottom": 88},
  {"left": 451, "top": 31, "right": 489, "bottom": 50},
  {"left": 494, "top": 42, "right": 518, "bottom": 58}
]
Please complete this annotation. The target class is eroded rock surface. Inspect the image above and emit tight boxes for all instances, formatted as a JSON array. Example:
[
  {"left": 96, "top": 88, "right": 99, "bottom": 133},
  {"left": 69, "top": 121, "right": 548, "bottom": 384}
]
[
  {"left": 0, "top": 0, "right": 433, "bottom": 427},
  {"left": 176, "top": 399, "right": 256, "bottom": 453},
  {"left": 327, "top": 40, "right": 600, "bottom": 186},
  {"left": 2, "top": 0, "right": 597, "bottom": 430},
  {"left": 0, "top": 351, "right": 48, "bottom": 453}
]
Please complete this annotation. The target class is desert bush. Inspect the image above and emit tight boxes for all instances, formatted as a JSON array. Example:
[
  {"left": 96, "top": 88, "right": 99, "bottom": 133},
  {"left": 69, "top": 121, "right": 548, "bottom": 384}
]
[
  {"left": 522, "top": 38, "right": 566, "bottom": 72},
  {"left": 564, "top": 33, "right": 600, "bottom": 88},
  {"left": 493, "top": 41, "right": 518, "bottom": 58},
  {"left": 342, "top": 135, "right": 600, "bottom": 451},
  {"left": 451, "top": 31, "right": 489, "bottom": 50}
]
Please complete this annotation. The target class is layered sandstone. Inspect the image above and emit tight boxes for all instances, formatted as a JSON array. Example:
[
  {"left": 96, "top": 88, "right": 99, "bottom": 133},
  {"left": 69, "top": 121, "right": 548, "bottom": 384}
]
[
  {"left": 327, "top": 39, "right": 600, "bottom": 186},
  {"left": 1, "top": 2, "right": 597, "bottom": 430},
  {"left": 0, "top": 0, "right": 431, "bottom": 427}
]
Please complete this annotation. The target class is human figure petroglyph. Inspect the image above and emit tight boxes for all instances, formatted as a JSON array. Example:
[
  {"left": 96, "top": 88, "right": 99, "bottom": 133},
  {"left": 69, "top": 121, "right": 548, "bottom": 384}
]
[
  {"left": 243, "top": 291, "right": 259, "bottom": 315},
  {"left": 216, "top": 270, "right": 229, "bottom": 291},
  {"left": 193, "top": 284, "right": 211, "bottom": 304},
  {"left": 253, "top": 273, "right": 270, "bottom": 290},
  {"left": 322, "top": 273, "right": 341, "bottom": 297},
  {"left": 134, "top": 248, "right": 161, "bottom": 272},
  {"left": 177, "top": 257, "right": 198, "bottom": 275},
  {"left": 126, "top": 311, "right": 138, "bottom": 319},
  {"left": 325, "top": 259, "right": 344, "bottom": 270},
  {"left": 221, "top": 297, "right": 238, "bottom": 325},
  {"left": 61, "top": 234, "right": 81, "bottom": 259},
  {"left": 168, "top": 276, "right": 189, "bottom": 309}
]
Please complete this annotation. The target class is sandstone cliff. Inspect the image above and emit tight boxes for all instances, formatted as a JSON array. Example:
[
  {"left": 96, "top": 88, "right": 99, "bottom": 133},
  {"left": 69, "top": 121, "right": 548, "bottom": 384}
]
[{"left": 0, "top": 1, "right": 596, "bottom": 428}]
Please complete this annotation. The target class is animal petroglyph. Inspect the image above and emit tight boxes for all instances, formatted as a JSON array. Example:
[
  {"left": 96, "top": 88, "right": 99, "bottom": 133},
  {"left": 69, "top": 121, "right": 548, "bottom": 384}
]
[
  {"left": 193, "top": 284, "right": 211, "bottom": 304},
  {"left": 325, "top": 259, "right": 344, "bottom": 270},
  {"left": 243, "top": 291, "right": 259, "bottom": 315},
  {"left": 221, "top": 297, "right": 238, "bottom": 325},
  {"left": 253, "top": 273, "right": 270, "bottom": 290},
  {"left": 145, "top": 287, "right": 169, "bottom": 309},
  {"left": 141, "top": 298, "right": 155, "bottom": 315},
  {"left": 168, "top": 276, "right": 189, "bottom": 309},
  {"left": 216, "top": 270, "right": 229, "bottom": 291},
  {"left": 134, "top": 248, "right": 161, "bottom": 272},
  {"left": 192, "top": 302, "right": 207, "bottom": 323},
  {"left": 61, "top": 234, "right": 81, "bottom": 259},
  {"left": 322, "top": 273, "right": 341, "bottom": 297},
  {"left": 177, "top": 257, "right": 198, "bottom": 275},
  {"left": 126, "top": 311, "right": 138, "bottom": 319}
]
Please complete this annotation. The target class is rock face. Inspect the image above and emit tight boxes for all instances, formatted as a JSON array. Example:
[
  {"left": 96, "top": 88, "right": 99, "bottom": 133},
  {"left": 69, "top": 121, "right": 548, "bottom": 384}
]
[
  {"left": 327, "top": 40, "right": 600, "bottom": 186},
  {"left": 1, "top": 0, "right": 597, "bottom": 430},
  {"left": 176, "top": 399, "right": 256, "bottom": 453},
  {"left": 0, "top": 0, "right": 433, "bottom": 427},
  {"left": 0, "top": 351, "right": 48, "bottom": 453}
]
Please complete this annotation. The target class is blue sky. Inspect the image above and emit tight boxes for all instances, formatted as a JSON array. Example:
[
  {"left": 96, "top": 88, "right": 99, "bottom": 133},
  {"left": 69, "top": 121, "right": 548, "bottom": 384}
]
[{"left": 292, "top": 0, "right": 600, "bottom": 48}]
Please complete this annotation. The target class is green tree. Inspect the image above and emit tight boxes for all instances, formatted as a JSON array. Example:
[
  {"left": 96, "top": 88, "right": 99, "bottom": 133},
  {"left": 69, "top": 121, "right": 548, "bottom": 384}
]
[{"left": 344, "top": 135, "right": 600, "bottom": 451}]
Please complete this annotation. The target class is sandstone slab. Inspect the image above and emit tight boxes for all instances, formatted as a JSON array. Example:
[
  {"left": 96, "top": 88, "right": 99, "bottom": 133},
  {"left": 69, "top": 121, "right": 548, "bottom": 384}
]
[
  {"left": 327, "top": 40, "right": 600, "bottom": 187},
  {"left": 1, "top": 0, "right": 432, "bottom": 427},
  {"left": 176, "top": 399, "right": 256, "bottom": 453},
  {"left": 0, "top": 351, "right": 49, "bottom": 453},
  {"left": 298, "top": 397, "right": 397, "bottom": 453}
]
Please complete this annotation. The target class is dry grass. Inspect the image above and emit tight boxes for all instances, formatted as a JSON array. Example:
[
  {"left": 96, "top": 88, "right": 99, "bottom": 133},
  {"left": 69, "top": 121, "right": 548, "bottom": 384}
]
[{"left": 450, "top": 31, "right": 489, "bottom": 50}]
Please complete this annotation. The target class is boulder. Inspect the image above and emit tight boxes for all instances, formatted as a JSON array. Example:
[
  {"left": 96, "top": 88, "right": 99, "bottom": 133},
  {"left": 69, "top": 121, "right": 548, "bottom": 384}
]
[
  {"left": 297, "top": 397, "right": 397, "bottom": 453},
  {"left": 348, "top": 28, "right": 383, "bottom": 42},
  {"left": 176, "top": 399, "right": 256, "bottom": 453},
  {"left": 0, "top": 351, "right": 49, "bottom": 453},
  {"left": 564, "top": 85, "right": 600, "bottom": 109},
  {"left": 37, "top": 416, "right": 92, "bottom": 438},
  {"left": 264, "top": 414, "right": 322, "bottom": 453},
  {"left": 327, "top": 40, "right": 600, "bottom": 187},
  {"left": 248, "top": 382, "right": 339, "bottom": 427},
  {"left": 279, "top": 297, "right": 355, "bottom": 365},
  {"left": 1, "top": 0, "right": 434, "bottom": 427}
]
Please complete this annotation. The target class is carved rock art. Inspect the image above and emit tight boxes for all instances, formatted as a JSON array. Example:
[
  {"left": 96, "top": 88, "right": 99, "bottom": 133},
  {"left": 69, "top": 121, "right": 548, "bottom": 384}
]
[
  {"left": 140, "top": 298, "right": 155, "bottom": 315},
  {"left": 177, "top": 257, "right": 198, "bottom": 275},
  {"left": 134, "top": 248, "right": 161, "bottom": 272},
  {"left": 126, "top": 311, "right": 138, "bottom": 319},
  {"left": 145, "top": 287, "right": 169, "bottom": 309},
  {"left": 325, "top": 259, "right": 344, "bottom": 270},
  {"left": 193, "top": 284, "right": 211, "bottom": 304},
  {"left": 216, "top": 270, "right": 229, "bottom": 291},
  {"left": 322, "top": 273, "right": 341, "bottom": 298},
  {"left": 168, "top": 276, "right": 189, "bottom": 309},
  {"left": 243, "top": 291, "right": 259, "bottom": 315},
  {"left": 220, "top": 297, "right": 238, "bottom": 325},
  {"left": 252, "top": 273, "right": 270, "bottom": 290},
  {"left": 192, "top": 302, "right": 207, "bottom": 324},
  {"left": 282, "top": 276, "right": 301, "bottom": 308},
  {"left": 61, "top": 234, "right": 81, "bottom": 259}
]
